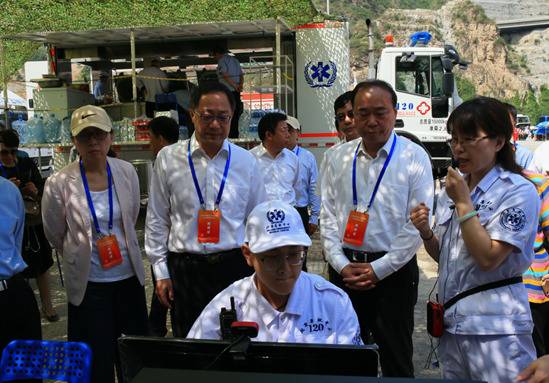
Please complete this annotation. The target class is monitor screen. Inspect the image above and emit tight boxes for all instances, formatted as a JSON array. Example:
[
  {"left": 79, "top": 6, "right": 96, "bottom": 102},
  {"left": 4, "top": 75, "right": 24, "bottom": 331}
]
[{"left": 118, "top": 335, "right": 379, "bottom": 382}]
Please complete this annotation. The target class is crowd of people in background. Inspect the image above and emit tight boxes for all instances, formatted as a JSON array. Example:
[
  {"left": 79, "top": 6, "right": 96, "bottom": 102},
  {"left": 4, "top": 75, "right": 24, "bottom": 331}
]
[{"left": 1, "top": 77, "right": 549, "bottom": 383}]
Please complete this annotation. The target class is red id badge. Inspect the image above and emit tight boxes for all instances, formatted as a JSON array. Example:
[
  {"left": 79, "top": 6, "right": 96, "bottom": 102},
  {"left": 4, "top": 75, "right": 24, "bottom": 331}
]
[
  {"left": 96, "top": 235, "right": 123, "bottom": 269},
  {"left": 343, "top": 210, "right": 369, "bottom": 246},
  {"left": 197, "top": 209, "right": 221, "bottom": 243}
]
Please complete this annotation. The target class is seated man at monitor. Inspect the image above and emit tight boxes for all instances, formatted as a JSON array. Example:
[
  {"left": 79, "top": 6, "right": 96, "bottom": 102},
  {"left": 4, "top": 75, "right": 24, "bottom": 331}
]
[{"left": 187, "top": 200, "right": 363, "bottom": 345}]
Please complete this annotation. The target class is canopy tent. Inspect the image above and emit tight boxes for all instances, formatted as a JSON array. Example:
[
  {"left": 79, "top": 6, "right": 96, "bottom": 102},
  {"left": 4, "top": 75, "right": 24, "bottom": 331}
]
[{"left": 0, "top": 89, "right": 26, "bottom": 109}]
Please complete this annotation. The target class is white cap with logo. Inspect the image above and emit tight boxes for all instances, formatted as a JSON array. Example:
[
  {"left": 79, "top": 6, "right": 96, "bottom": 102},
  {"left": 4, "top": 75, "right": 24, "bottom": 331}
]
[
  {"left": 286, "top": 115, "right": 300, "bottom": 131},
  {"left": 245, "top": 200, "right": 311, "bottom": 253},
  {"left": 71, "top": 105, "right": 113, "bottom": 137}
]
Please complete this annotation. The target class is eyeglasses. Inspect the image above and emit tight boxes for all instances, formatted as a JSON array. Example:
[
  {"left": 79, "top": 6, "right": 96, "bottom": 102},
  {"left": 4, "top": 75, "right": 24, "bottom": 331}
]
[
  {"left": 335, "top": 111, "right": 354, "bottom": 122},
  {"left": 0, "top": 149, "right": 17, "bottom": 156},
  {"left": 447, "top": 135, "right": 493, "bottom": 149},
  {"left": 75, "top": 130, "right": 109, "bottom": 143},
  {"left": 195, "top": 112, "right": 232, "bottom": 124},
  {"left": 255, "top": 250, "right": 305, "bottom": 271}
]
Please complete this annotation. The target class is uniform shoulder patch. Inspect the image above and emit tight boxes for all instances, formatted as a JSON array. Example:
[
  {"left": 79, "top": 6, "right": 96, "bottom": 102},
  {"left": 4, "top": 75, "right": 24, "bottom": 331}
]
[
  {"left": 499, "top": 207, "right": 527, "bottom": 232},
  {"left": 313, "top": 279, "right": 345, "bottom": 297}
]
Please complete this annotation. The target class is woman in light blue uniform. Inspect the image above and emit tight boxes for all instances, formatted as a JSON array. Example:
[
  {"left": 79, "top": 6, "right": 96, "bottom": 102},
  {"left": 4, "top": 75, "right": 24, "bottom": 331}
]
[{"left": 410, "top": 97, "right": 539, "bottom": 382}]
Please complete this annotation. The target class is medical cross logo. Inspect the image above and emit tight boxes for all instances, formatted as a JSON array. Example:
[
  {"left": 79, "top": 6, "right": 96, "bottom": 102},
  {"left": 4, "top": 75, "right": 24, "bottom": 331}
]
[
  {"left": 416, "top": 101, "right": 431, "bottom": 115},
  {"left": 266, "top": 209, "right": 285, "bottom": 224},
  {"left": 304, "top": 61, "right": 337, "bottom": 88}
]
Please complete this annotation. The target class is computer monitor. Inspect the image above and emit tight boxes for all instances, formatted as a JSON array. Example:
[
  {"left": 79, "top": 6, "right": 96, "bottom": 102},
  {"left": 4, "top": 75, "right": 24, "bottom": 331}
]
[{"left": 118, "top": 335, "right": 379, "bottom": 382}]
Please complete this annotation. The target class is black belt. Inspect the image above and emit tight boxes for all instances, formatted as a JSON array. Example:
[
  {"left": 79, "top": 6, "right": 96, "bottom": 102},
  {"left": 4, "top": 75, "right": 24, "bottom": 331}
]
[
  {"left": 171, "top": 248, "right": 242, "bottom": 265},
  {"left": 0, "top": 273, "right": 24, "bottom": 292},
  {"left": 343, "top": 248, "right": 387, "bottom": 263}
]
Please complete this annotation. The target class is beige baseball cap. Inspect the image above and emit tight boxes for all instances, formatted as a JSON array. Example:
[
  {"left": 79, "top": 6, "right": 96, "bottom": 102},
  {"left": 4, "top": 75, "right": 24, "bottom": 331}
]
[
  {"left": 286, "top": 115, "right": 300, "bottom": 131},
  {"left": 71, "top": 105, "right": 112, "bottom": 137}
]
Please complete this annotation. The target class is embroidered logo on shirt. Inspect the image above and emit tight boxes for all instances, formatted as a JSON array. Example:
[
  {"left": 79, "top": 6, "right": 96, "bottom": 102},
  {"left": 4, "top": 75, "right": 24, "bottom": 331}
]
[
  {"left": 300, "top": 318, "right": 332, "bottom": 334},
  {"left": 474, "top": 199, "right": 493, "bottom": 212},
  {"left": 499, "top": 207, "right": 527, "bottom": 232},
  {"left": 352, "top": 330, "right": 362, "bottom": 345},
  {"left": 266, "top": 208, "right": 291, "bottom": 234}
]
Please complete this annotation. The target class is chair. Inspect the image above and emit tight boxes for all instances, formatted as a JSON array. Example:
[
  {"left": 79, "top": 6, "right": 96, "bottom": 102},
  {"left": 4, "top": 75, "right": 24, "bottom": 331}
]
[{"left": 0, "top": 340, "right": 92, "bottom": 383}]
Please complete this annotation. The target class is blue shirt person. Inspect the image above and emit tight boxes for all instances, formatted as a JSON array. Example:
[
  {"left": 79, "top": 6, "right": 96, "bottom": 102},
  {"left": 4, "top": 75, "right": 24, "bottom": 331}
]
[{"left": 0, "top": 176, "right": 42, "bottom": 356}]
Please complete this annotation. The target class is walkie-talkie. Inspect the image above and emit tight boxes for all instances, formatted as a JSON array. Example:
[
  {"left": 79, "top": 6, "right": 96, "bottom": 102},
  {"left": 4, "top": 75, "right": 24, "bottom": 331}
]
[{"left": 219, "top": 296, "right": 238, "bottom": 340}]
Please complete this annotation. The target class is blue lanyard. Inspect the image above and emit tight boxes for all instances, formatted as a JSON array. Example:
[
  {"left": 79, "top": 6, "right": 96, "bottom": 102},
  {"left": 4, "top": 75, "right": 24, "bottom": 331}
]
[
  {"left": 295, "top": 146, "right": 300, "bottom": 156},
  {"left": 352, "top": 134, "right": 397, "bottom": 210},
  {"left": 0, "top": 163, "right": 7, "bottom": 178},
  {"left": 80, "top": 160, "right": 113, "bottom": 236},
  {"left": 187, "top": 140, "right": 232, "bottom": 208}
]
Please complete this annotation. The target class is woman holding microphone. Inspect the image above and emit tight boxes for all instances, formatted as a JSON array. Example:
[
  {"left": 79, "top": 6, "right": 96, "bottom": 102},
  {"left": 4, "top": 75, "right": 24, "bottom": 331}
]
[
  {"left": 410, "top": 97, "right": 539, "bottom": 382},
  {"left": 42, "top": 105, "right": 148, "bottom": 383}
]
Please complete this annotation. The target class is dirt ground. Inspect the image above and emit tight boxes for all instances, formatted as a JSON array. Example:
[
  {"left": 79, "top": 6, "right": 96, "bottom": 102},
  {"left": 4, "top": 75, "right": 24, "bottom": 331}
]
[{"left": 36, "top": 215, "right": 442, "bottom": 378}]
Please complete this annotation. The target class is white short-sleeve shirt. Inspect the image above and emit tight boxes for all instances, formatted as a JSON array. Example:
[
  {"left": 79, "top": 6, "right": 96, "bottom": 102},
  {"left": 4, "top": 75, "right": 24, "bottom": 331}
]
[
  {"left": 434, "top": 166, "right": 539, "bottom": 335},
  {"left": 187, "top": 272, "right": 363, "bottom": 345}
]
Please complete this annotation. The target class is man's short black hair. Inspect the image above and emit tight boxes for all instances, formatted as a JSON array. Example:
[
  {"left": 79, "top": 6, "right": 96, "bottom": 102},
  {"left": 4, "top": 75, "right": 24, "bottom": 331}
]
[
  {"left": 257, "top": 112, "right": 287, "bottom": 141},
  {"left": 334, "top": 91, "right": 354, "bottom": 113},
  {"left": 352, "top": 80, "right": 398, "bottom": 108},
  {"left": 190, "top": 82, "right": 236, "bottom": 112},
  {"left": 212, "top": 45, "right": 228, "bottom": 55},
  {"left": 0, "top": 129, "right": 20, "bottom": 148},
  {"left": 503, "top": 102, "right": 518, "bottom": 121},
  {"left": 148, "top": 116, "right": 179, "bottom": 144}
]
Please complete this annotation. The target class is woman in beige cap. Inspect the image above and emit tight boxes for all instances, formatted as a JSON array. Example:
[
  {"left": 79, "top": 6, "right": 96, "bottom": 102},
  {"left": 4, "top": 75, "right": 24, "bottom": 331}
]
[{"left": 42, "top": 105, "right": 148, "bottom": 383}]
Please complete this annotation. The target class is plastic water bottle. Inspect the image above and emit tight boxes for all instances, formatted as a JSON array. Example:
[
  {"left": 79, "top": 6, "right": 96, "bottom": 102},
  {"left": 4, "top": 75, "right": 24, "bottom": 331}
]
[
  {"left": 12, "top": 115, "right": 28, "bottom": 144},
  {"left": 44, "top": 113, "right": 61, "bottom": 143},
  {"left": 178, "top": 125, "right": 188, "bottom": 140},
  {"left": 26, "top": 116, "right": 45, "bottom": 144}
]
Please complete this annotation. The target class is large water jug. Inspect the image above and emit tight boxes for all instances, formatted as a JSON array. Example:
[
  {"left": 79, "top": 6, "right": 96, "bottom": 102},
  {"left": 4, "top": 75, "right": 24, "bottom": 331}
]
[
  {"left": 44, "top": 113, "right": 61, "bottom": 143},
  {"left": 59, "top": 117, "right": 71, "bottom": 144},
  {"left": 26, "top": 116, "right": 46, "bottom": 144},
  {"left": 12, "top": 115, "right": 28, "bottom": 145}
]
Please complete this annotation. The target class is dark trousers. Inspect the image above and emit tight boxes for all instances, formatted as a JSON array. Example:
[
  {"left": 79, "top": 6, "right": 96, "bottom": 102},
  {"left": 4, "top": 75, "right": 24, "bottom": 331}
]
[
  {"left": 68, "top": 276, "right": 148, "bottom": 383},
  {"left": 329, "top": 253, "right": 419, "bottom": 378},
  {"left": 295, "top": 206, "right": 310, "bottom": 271},
  {"left": 167, "top": 249, "right": 253, "bottom": 337},
  {"left": 0, "top": 274, "right": 42, "bottom": 383},
  {"left": 531, "top": 301, "right": 549, "bottom": 357},
  {"left": 145, "top": 101, "right": 156, "bottom": 118},
  {"left": 149, "top": 266, "right": 169, "bottom": 337},
  {"left": 229, "top": 91, "right": 243, "bottom": 138}
]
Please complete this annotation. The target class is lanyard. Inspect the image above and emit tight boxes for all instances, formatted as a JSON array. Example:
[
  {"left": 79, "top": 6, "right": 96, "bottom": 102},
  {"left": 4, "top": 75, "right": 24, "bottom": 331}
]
[
  {"left": 295, "top": 146, "right": 300, "bottom": 156},
  {"left": 187, "top": 140, "right": 232, "bottom": 208},
  {"left": 80, "top": 160, "right": 113, "bottom": 236},
  {"left": 352, "top": 134, "right": 397, "bottom": 210}
]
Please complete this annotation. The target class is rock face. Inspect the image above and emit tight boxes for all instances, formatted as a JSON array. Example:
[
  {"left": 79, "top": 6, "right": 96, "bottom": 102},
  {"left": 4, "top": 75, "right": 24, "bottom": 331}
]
[
  {"left": 507, "top": 28, "right": 549, "bottom": 91},
  {"left": 366, "top": 0, "right": 533, "bottom": 99},
  {"left": 470, "top": 0, "right": 549, "bottom": 22}
]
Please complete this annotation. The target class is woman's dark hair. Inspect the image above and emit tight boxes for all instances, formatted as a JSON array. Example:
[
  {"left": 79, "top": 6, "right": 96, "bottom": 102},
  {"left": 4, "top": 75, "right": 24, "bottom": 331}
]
[
  {"left": 446, "top": 96, "right": 522, "bottom": 174},
  {"left": 0, "top": 129, "right": 20, "bottom": 148}
]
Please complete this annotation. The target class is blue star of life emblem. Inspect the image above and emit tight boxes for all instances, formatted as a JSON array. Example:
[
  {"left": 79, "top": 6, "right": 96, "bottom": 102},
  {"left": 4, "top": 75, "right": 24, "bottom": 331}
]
[{"left": 304, "top": 60, "right": 337, "bottom": 88}]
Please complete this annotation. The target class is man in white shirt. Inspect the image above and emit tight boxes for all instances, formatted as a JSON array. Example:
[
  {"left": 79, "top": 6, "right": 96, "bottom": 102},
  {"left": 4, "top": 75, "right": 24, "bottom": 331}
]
[
  {"left": 250, "top": 112, "right": 299, "bottom": 206},
  {"left": 286, "top": 116, "right": 320, "bottom": 236},
  {"left": 137, "top": 58, "right": 169, "bottom": 118},
  {"left": 187, "top": 200, "right": 363, "bottom": 346},
  {"left": 529, "top": 141, "right": 549, "bottom": 176},
  {"left": 320, "top": 80, "right": 434, "bottom": 377},
  {"left": 318, "top": 91, "right": 360, "bottom": 195},
  {"left": 213, "top": 46, "right": 244, "bottom": 139},
  {"left": 145, "top": 83, "right": 267, "bottom": 337}
]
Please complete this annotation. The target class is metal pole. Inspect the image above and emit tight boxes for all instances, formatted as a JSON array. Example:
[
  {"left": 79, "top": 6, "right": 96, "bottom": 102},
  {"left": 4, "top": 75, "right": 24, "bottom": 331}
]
[
  {"left": 130, "top": 29, "right": 137, "bottom": 119},
  {"left": 275, "top": 18, "right": 281, "bottom": 110},
  {"left": 326, "top": 0, "right": 330, "bottom": 15},
  {"left": 0, "top": 39, "right": 9, "bottom": 129},
  {"left": 366, "top": 19, "right": 376, "bottom": 79}
]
